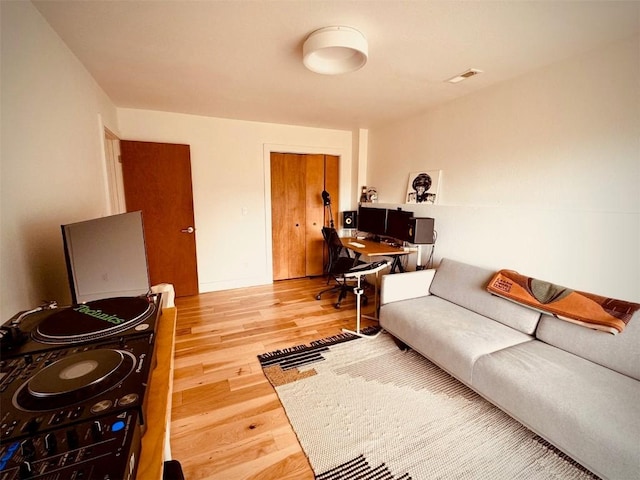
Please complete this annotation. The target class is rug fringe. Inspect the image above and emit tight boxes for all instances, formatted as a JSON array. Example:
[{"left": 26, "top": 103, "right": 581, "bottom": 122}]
[
  {"left": 315, "top": 454, "right": 412, "bottom": 480},
  {"left": 258, "top": 330, "right": 370, "bottom": 365}
]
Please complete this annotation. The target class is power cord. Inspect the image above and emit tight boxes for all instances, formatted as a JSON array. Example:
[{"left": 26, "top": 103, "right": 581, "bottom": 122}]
[{"left": 416, "top": 230, "right": 437, "bottom": 270}]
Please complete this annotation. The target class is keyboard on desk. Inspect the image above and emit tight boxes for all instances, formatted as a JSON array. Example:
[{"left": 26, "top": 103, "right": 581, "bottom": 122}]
[{"left": 348, "top": 241, "right": 365, "bottom": 248}]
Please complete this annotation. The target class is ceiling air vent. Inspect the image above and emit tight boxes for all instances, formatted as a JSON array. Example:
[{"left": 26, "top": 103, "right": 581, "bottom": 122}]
[{"left": 446, "top": 68, "right": 483, "bottom": 84}]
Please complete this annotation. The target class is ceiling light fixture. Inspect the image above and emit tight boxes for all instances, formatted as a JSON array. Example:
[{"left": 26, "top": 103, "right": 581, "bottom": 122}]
[
  {"left": 447, "top": 68, "right": 483, "bottom": 84},
  {"left": 303, "top": 26, "right": 368, "bottom": 75}
]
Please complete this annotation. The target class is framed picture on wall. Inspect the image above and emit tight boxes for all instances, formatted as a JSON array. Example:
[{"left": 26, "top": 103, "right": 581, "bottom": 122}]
[{"left": 406, "top": 170, "right": 441, "bottom": 204}]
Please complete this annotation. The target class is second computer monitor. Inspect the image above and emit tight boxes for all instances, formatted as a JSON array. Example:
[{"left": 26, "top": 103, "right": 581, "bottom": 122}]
[{"left": 386, "top": 209, "right": 414, "bottom": 242}]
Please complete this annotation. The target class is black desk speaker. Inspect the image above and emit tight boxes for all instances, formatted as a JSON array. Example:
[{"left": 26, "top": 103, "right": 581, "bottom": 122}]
[
  {"left": 342, "top": 211, "right": 357, "bottom": 229},
  {"left": 408, "top": 217, "right": 435, "bottom": 244}
]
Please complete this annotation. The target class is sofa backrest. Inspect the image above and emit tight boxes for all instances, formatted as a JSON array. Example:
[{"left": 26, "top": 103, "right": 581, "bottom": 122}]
[
  {"left": 430, "top": 258, "right": 541, "bottom": 335},
  {"left": 536, "top": 312, "right": 640, "bottom": 381}
]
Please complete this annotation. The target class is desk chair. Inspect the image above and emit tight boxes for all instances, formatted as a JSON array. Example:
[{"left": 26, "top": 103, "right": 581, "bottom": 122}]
[{"left": 316, "top": 227, "right": 368, "bottom": 308}]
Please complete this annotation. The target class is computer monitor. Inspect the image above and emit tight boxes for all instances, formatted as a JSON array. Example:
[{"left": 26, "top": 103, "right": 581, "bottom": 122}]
[
  {"left": 385, "top": 208, "right": 414, "bottom": 242},
  {"left": 357, "top": 206, "right": 387, "bottom": 237},
  {"left": 62, "top": 211, "right": 150, "bottom": 303}
]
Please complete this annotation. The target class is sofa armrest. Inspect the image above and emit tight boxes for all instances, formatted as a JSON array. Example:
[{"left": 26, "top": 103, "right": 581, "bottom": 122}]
[{"left": 380, "top": 269, "right": 436, "bottom": 305}]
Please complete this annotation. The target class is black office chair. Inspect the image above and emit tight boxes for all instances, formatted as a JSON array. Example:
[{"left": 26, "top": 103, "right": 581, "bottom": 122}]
[{"left": 316, "top": 227, "right": 368, "bottom": 308}]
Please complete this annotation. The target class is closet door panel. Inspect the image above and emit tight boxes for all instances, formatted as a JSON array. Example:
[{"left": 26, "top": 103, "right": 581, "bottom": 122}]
[
  {"left": 305, "top": 154, "right": 325, "bottom": 276},
  {"left": 287, "top": 154, "right": 307, "bottom": 278},
  {"left": 271, "top": 153, "right": 306, "bottom": 280},
  {"left": 324, "top": 155, "right": 340, "bottom": 228}
]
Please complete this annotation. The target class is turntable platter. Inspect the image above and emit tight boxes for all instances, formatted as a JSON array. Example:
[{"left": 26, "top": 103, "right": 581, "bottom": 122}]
[
  {"left": 33, "top": 296, "right": 154, "bottom": 344},
  {"left": 14, "top": 349, "right": 135, "bottom": 411}
]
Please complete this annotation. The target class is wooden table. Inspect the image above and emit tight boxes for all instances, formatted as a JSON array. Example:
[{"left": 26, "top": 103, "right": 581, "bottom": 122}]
[
  {"left": 341, "top": 237, "right": 409, "bottom": 272},
  {"left": 137, "top": 307, "right": 177, "bottom": 480}
]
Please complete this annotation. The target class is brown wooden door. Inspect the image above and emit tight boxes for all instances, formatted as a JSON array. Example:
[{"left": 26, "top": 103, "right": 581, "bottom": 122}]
[
  {"left": 271, "top": 153, "right": 339, "bottom": 280},
  {"left": 305, "top": 154, "right": 325, "bottom": 276},
  {"left": 120, "top": 140, "right": 199, "bottom": 297},
  {"left": 323, "top": 154, "right": 340, "bottom": 228},
  {"left": 271, "top": 153, "right": 306, "bottom": 280}
]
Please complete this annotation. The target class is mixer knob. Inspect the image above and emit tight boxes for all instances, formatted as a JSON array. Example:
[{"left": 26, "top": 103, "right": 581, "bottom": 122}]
[
  {"left": 22, "top": 416, "right": 42, "bottom": 435},
  {"left": 44, "top": 432, "right": 57, "bottom": 455},
  {"left": 20, "top": 438, "right": 35, "bottom": 460},
  {"left": 91, "top": 420, "right": 103, "bottom": 441},
  {"left": 23, "top": 354, "right": 32, "bottom": 366},
  {"left": 19, "top": 461, "right": 33, "bottom": 479}
]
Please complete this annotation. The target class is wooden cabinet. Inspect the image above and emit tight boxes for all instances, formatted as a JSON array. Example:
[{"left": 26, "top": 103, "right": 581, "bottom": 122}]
[{"left": 271, "top": 153, "right": 339, "bottom": 280}]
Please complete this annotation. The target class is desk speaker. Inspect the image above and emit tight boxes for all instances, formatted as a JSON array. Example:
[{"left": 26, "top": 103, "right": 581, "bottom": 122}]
[
  {"left": 408, "top": 217, "right": 434, "bottom": 244},
  {"left": 342, "top": 211, "right": 357, "bottom": 229}
]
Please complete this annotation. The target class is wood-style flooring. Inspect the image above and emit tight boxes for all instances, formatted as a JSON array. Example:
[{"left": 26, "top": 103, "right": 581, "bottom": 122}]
[{"left": 170, "top": 276, "right": 377, "bottom": 480}]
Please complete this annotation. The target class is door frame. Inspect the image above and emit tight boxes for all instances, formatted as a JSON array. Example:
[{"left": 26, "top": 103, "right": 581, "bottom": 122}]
[
  {"left": 102, "top": 127, "right": 126, "bottom": 215},
  {"left": 263, "top": 144, "right": 349, "bottom": 281}
]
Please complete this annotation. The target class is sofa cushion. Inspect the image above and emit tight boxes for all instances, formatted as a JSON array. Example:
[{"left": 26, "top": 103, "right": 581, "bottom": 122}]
[
  {"left": 473, "top": 340, "right": 640, "bottom": 480},
  {"left": 379, "top": 295, "right": 533, "bottom": 385},
  {"left": 380, "top": 268, "right": 436, "bottom": 305},
  {"left": 536, "top": 312, "right": 640, "bottom": 381},
  {"left": 429, "top": 258, "right": 541, "bottom": 334}
]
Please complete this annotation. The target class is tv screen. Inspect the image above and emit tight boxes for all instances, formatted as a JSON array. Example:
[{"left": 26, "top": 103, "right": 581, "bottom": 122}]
[
  {"left": 62, "top": 211, "right": 150, "bottom": 303},
  {"left": 386, "top": 209, "right": 414, "bottom": 242},
  {"left": 357, "top": 206, "right": 387, "bottom": 236}
]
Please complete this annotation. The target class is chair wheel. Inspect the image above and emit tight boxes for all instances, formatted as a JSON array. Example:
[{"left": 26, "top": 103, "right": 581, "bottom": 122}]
[
  {"left": 316, "top": 294, "right": 321, "bottom": 300},
  {"left": 334, "top": 302, "right": 341, "bottom": 309}
]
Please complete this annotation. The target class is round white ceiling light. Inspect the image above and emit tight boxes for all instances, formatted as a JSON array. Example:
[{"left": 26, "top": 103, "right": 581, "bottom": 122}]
[{"left": 303, "top": 26, "right": 368, "bottom": 75}]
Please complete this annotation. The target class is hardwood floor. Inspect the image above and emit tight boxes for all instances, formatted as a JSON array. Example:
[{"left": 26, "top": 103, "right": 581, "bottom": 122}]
[{"left": 170, "top": 276, "right": 377, "bottom": 480}]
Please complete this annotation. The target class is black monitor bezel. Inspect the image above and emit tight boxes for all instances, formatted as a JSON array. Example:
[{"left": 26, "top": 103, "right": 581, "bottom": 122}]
[
  {"left": 385, "top": 208, "right": 414, "bottom": 242},
  {"left": 357, "top": 206, "right": 387, "bottom": 237}
]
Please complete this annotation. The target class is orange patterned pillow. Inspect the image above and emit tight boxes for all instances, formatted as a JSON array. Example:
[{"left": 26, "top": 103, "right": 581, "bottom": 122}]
[{"left": 487, "top": 269, "right": 639, "bottom": 334}]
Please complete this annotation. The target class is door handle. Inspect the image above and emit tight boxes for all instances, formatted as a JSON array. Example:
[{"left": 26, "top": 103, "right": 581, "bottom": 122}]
[{"left": 181, "top": 226, "right": 195, "bottom": 234}]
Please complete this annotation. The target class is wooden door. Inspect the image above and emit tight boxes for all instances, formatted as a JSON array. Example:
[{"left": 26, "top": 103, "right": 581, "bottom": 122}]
[
  {"left": 271, "top": 153, "right": 339, "bottom": 280},
  {"left": 120, "top": 141, "right": 199, "bottom": 297},
  {"left": 305, "top": 154, "right": 325, "bottom": 276},
  {"left": 323, "top": 155, "right": 340, "bottom": 228},
  {"left": 271, "top": 153, "right": 306, "bottom": 280}
]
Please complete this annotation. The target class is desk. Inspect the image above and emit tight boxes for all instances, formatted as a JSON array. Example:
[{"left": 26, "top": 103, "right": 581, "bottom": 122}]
[{"left": 342, "top": 237, "right": 409, "bottom": 273}]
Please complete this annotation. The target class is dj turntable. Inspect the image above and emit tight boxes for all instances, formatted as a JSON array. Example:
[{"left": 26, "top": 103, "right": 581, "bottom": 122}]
[
  {"left": 0, "top": 333, "right": 155, "bottom": 444},
  {"left": 0, "top": 294, "right": 162, "bottom": 358},
  {"left": 0, "top": 295, "right": 163, "bottom": 478}
]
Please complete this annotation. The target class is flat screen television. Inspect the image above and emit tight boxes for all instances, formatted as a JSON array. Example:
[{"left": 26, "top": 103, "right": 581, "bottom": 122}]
[
  {"left": 62, "top": 211, "right": 150, "bottom": 303},
  {"left": 357, "top": 206, "right": 387, "bottom": 237},
  {"left": 385, "top": 208, "right": 415, "bottom": 242}
]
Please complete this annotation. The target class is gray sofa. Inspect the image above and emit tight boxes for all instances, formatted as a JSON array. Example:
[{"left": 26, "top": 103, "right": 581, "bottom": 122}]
[{"left": 379, "top": 258, "right": 640, "bottom": 480}]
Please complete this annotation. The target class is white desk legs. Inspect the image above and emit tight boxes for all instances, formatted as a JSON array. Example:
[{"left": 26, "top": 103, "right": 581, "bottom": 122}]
[
  {"left": 342, "top": 261, "right": 390, "bottom": 338},
  {"left": 342, "top": 273, "right": 365, "bottom": 336}
]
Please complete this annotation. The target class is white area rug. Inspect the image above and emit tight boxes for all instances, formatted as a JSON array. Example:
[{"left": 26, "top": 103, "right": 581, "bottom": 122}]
[{"left": 258, "top": 331, "right": 599, "bottom": 480}]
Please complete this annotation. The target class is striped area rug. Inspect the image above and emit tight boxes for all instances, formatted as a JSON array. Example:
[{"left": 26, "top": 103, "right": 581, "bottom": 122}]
[{"left": 258, "top": 331, "right": 599, "bottom": 480}]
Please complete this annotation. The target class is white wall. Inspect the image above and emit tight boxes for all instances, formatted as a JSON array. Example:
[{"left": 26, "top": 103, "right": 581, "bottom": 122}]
[
  {"left": 117, "top": 109, "right": 354, "bottom": 292},
  {"left": 368, "top": 36, "right": 639, "bottom": 301},
  {"left": 2, "top": 1, "right": 636, "bottom": 318},
  {"left": 1, "top": 2, "right": 119, "bottom": 318}
]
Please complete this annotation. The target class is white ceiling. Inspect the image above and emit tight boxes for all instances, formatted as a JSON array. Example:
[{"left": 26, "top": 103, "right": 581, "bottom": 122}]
[{"left": 34, "top": 1, "right": 639, "bottom": 131}]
